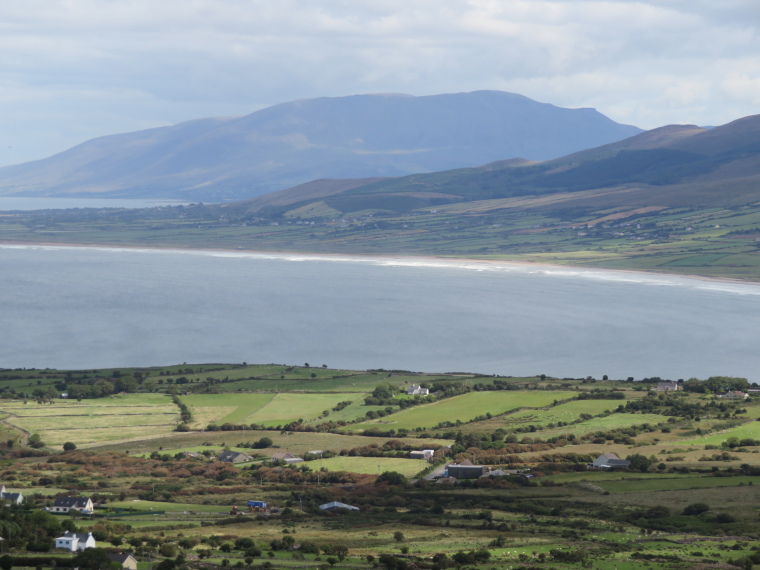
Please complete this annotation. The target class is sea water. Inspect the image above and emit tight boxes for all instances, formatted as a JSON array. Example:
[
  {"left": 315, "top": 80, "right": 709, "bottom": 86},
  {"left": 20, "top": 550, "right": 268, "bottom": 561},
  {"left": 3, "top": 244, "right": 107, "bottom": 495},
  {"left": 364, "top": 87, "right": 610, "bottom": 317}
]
[{"left": 2, "top": 244, "right": 759, "bottom": 380}]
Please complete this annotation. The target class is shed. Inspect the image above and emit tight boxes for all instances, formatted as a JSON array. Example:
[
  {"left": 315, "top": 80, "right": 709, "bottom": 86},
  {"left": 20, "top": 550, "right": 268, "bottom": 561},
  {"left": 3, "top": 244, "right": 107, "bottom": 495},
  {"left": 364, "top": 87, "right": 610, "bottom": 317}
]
[
  {"left": 319, "top": 501, "right": 359, "bottom": 512},
  {"left": 108, "top": 553, "right": 138, "bottom": 570},
  {"left": 446, "top": 464, "right": 484, "bottom": 479}
]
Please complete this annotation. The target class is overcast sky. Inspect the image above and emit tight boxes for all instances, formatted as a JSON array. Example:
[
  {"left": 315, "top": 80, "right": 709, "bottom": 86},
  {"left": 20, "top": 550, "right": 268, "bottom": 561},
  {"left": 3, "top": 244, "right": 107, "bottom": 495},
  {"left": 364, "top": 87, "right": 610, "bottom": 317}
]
[{"left": 1, "top": 0, "right": 758, "bottom": 167}]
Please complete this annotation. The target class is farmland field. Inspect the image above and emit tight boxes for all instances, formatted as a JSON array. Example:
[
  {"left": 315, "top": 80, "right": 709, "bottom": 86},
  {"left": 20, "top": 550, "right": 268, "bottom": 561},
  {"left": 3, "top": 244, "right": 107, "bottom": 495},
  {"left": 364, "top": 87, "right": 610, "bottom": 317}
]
[
  {"left": 348, "top": 391, "right": 575, "bottom": 431},
  {"left": 302, "top": 456, "right": 427, "bottom": 477},
  {"left": 0, "top": 393, "right": 179, "bottom": 447},
  {"left": 181, "top": 392, "right": 367, "bottom": 427},
  {"left": 678, "top": 420, "right": 760, "bottom": 446},
  {"left": 596, "top": 475, "right": 758, "bottom": 493},
  {"left": 536, "top": 412, "right": 670, "bottom": 438},
  {"left": 458, "top": 399, "right": 618, "bottom": 433}
]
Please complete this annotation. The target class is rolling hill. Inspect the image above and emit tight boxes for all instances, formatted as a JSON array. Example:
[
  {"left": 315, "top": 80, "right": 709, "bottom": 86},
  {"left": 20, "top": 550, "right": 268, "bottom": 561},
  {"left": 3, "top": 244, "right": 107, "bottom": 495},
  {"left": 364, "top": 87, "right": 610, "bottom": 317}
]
[
  {"left": 0, "top": 91, "right": 641, "bottom": 202},
  {"left": 232, "top": 115, "right": 760, "bottom": 216}
]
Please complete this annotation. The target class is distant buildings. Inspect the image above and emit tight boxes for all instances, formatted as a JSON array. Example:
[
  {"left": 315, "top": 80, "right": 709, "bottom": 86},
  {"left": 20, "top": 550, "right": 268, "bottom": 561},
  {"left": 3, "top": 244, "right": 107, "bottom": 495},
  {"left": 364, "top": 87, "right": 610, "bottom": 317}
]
[
  {"left": 219, "top": 450, "right": 253, "bottom": 463},
  {"left": 407, "top": 385, "right": 429, "bottom": 396},
  {"left": 409, "top": 449, "right": 435, "bottom": 460},
  {"left": 0, "top": 485, "right": 23, "bottom": 505},
  {"left": 655, "top": 381, "right": 680, "bottom": 391},
  {"left": 319, "top": 501, "right": 359, "bottom": 512},
  {"left": 55, "top": 531, "right": 96, "bottom": 551},
  {"left": 592, "top": 452, "right": 630, "bottom": 469},
  {"left": 51, "top": 496, "right": 94, "bottom": 514},
  {"left": 446, "top": 463, "right": 484, "bottom": 479},
  {"left": 718, "top": 391, "right": 749, "bottom": 400}
]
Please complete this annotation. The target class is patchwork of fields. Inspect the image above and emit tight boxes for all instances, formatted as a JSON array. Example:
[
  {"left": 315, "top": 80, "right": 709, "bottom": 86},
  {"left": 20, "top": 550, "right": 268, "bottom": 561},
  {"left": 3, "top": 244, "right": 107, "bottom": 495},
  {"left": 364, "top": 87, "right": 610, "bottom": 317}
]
[
  {"left": 180, "top": 392, "right": 365, "bottom": 428},
  {"left": 0, "top": 393, "right": 179, "bottom": 447},
  {"left": 348, "top": 391, "right": 575, "bottom": 431}
]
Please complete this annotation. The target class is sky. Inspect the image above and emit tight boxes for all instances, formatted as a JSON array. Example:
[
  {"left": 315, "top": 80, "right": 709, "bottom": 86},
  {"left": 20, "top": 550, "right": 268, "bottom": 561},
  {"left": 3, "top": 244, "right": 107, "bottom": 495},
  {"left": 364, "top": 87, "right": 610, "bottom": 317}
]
[{"left": 1, "top": 0, "right": 758, "bottom": 167}]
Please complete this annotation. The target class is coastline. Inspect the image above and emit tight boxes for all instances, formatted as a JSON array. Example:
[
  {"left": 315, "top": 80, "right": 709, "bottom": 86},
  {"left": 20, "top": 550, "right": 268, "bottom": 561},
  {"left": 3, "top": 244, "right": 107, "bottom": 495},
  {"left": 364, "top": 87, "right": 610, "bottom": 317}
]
[{"left": 1, "top": 239, "right": 758, "bottom": 288}]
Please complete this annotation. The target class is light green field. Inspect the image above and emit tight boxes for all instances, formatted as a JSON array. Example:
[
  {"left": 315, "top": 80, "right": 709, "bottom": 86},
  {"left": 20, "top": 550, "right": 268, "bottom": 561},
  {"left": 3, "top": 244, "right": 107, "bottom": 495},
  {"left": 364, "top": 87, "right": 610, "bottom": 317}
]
[
  {"left": 461, "top": 399, "right": 618, "bottom": 433},
  {"left": 0, "top": 394, "right": 180, "bottom": 447},
  {"left": 537, "top": 413, "right": 670, "bottom": 438},
  {"left": 108, "top": 500, "right": 230, "bottom": 513},
  {"left": 181, "top": 392, "right": 365, "bottom": 428},
  {"left": 348, "top": 391, "right": 575, "bottom": 431},
  {"left": 678, "top": 421, "right": 760, "bottom": 446},
  {"left": 597, "top": 475, "right": 758, "bottom": 494},
  {"left": 304, "top": 456, "right": 426, "bottom": 477},
  {"left": 180, "top": 393, "right": 275, "bottom": 427},
  {"left": 245, "top": 393, "right": 362, "bottom": 426}
]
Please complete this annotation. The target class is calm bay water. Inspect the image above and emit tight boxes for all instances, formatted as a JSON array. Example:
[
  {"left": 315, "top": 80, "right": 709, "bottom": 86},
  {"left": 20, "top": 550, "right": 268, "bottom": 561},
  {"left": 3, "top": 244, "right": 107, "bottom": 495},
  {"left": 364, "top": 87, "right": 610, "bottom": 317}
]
[
  {"left": 0, "top": 197, "right": 187, "bottom": 210},
  {"left": 2, "top": 244, "right": 760, "bottom": 380}
]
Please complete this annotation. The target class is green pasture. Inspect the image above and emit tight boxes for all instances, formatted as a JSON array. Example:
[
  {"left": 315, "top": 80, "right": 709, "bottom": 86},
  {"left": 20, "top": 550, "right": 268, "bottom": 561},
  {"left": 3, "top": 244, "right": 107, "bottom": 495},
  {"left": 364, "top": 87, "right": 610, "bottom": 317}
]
[
  {"left": 181, "top": 392, "right": 365, "bottom": 428},
  {"left": 349, "top": 391, "right": 574, "bottom": 431},
  {"left": 461, "top": 399, "right": 617, "bottom": 433},
  {"left": 108, "top": 500, "right": 230, "bottom": 513},
  {"left": 678, "top": 420, "right": 760, "bottom": 446},
  {"left": 180, "top": 393, "right": 275, "bottom": 427},
  {"left": 303, "top": 456, "right": 426, "bottom": 477},
  {"left": 596, "top": 475, "right": 757, "bottom": 494},
  {"left": 246, "top": 393, "right": 363, "bottom": 426},
  {"left": 0, "top": 394, "right": 180, "bottom": 447},
  {"left": 537, "top": 412, "right": 670, "bottom": 438}
]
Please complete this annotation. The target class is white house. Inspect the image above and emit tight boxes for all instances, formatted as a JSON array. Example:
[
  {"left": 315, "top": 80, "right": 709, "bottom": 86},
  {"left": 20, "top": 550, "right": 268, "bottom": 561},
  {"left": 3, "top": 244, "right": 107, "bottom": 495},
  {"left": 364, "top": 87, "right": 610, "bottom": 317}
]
[
  {"left": 655, "top": 381, "right": 680, "bottom": 391},
  {"left": 409, "top": 449, "right": 435, "bottom": 460},
  {"left": 51, "top": 496, "right": 93, "bottom": 514},
  {"left": 407, "top": 385, "right": 429, "bottom": 396},
  {"left": 55, "top": 531, "right": 96, "bottom": 551},
  {"left": 719, "top": 391, "right": 749, "bottom": 400}
]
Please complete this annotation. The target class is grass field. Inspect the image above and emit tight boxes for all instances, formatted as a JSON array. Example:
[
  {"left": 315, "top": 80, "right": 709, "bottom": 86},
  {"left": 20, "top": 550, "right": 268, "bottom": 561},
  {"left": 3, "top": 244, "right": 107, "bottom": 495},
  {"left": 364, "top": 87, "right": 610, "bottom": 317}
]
[
  {"left": 348, "top": 391, "right": 575, "bottom": 431},
  {"left": 0, "top": 394, "right": 179, "bottom": 447},
  {"left": 95, "top": 429, "right": 453, "bottom": 456},
  {"left": 181, "top": 392, "right": 366, "bottom": 428},
  {"left": 458, "top": 399, "right": 618, "bottom": 433},
  {"left": 536, "top": 412, "right": 671, "bottom": 438},
  {"left": 303, "top": 456, "right": 427, "bottom": 477},
  {"left": 678, "top": 420, "right": 760, "bottom": 446},
  {"left": 596, "top": 475, "right": 758, "bottom": 494}
]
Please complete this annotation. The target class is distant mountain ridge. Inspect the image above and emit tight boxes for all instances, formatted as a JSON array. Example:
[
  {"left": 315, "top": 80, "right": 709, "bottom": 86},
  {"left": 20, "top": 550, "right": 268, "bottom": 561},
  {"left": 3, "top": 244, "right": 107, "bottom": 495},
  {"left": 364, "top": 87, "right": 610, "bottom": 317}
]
[
  {"left": 0, "top": 91, "right": 641, "bottom": 202},
  {"left": 232, "top": 114, "right": 760, "bottom": 216}
]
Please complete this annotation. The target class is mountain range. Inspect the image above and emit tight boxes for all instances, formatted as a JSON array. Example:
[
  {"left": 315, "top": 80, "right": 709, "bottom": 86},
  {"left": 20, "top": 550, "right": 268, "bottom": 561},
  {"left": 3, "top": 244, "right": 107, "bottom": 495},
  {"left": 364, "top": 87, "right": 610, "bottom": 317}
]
[
  {"left": 231, "top": 113, "right": 760, "bottom": 217},
  {"left": 0, "top": 91, "right": 641, "bottom": 202}
]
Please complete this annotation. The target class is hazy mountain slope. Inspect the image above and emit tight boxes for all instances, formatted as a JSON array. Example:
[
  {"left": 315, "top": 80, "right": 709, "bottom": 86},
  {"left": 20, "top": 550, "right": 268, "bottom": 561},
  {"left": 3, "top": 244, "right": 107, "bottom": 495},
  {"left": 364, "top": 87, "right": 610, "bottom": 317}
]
[
  {"left": 0, "top": 91, "right": 641, "bottom": 202},
  {"left": 337, "top": 117, "right": 760, "bottom": 207}
]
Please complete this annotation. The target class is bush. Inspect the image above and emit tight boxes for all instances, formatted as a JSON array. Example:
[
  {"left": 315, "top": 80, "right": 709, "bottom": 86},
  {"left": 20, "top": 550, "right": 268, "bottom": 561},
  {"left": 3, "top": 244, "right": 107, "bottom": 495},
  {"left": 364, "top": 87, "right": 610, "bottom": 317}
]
[
  {"left": 683, "top": 502, "right": 709, "bottom": 516},
  {"left": 63, "top": 442, "right": 77, "bottom": 451}
]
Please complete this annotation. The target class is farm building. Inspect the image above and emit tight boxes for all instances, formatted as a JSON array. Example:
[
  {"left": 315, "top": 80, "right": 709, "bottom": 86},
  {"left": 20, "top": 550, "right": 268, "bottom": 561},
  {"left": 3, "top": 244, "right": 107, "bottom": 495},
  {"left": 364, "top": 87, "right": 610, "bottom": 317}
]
[
  {"left": 409, "top": 449, "right": 435, "bottom": 460},
  {"left": 718, "top": 391, "right": 749, "bottom": 400},
  {"left": 446, "top": 464, "right": 485, "bottom": 479},
  {"left": 319, "top": 501, "right": 360, "bottom": 512},
  {"left": 247, "top": 500, "right": 267, "bottom": 510},
  {"left": 407, "top": 385, "right": 429, "bottom": 395},
  {"left": 108, "top": 553, "right": 138, "bottom": 570},
  {"left": 219, "top": 450, "right": 253, "bottom": 463},
  {"left": 592, "top": 452, "right": 630, "bottom": 469},
  {"left": 0, "top": 485, "right": 23, "bottom": 505},
  {"left": 655, "top": 381, "right": 680, "bottom": 391},
  {"left": 51, "top": 496, "right": 94, "bottom": 514},
  {"left": 270, "top": 452, "right": 303, "bottom": 464},
  {"left": 55, "top": 531, "right": 96, "bottom": 551}
]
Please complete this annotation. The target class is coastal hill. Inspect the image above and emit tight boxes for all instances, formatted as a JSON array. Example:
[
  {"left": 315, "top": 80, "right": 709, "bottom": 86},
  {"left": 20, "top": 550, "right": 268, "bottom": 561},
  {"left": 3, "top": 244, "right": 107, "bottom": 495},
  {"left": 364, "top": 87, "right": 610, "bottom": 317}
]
[
  {"left": 0, "top": 91, "right": 641, "bottom": 202},
  {"left": 231, "top": 114, "right": 760, "bottom": 216}
]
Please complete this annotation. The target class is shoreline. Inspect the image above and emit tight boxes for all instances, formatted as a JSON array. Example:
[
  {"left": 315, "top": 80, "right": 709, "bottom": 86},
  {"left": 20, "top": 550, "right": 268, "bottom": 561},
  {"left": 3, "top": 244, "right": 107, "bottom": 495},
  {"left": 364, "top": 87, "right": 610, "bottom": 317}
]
[{"left": 1, "top": 239, "right": 758, "bottom": 287}]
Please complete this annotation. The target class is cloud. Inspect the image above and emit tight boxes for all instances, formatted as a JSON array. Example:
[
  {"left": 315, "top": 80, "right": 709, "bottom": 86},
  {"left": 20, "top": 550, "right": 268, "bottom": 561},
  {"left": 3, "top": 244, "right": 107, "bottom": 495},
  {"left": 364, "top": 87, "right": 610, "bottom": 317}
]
[{"left": 0, "top": 0, "right": 757, "bottom": 166}]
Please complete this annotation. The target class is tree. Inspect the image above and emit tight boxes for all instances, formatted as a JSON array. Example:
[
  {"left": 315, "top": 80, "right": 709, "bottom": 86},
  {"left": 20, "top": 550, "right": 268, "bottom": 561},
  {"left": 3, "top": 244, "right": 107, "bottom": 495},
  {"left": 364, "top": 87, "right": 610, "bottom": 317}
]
[
  {"left": 63, "top": 441, "right": 77, "bottom": 451},
  {"left": 73, "top": 548, "right": 121, "bottom": 570},
  {"left": 253, "top": 437, "right": 273, "bottom": 449},
  {"left": 626, "top": 453, "right": 653, "bottom": 473},
  {"left": 376, "top": 471, "right": 407, "bottom": 486},
  {"left": 683, "top": 502, "right": 709, "bottom": 516},
  {"left": 393, "top": 531, "right": 405, "bottom": 542}
]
